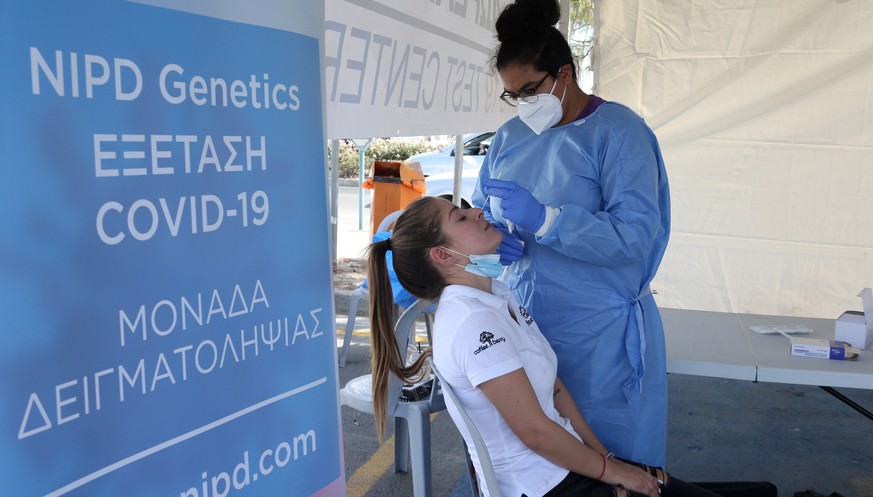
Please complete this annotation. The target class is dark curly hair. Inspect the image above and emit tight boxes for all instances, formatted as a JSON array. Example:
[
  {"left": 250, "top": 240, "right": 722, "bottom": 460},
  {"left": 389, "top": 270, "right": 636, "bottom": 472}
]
[{"left": 493, "top": 0, "right": 576, "bottom": 80}]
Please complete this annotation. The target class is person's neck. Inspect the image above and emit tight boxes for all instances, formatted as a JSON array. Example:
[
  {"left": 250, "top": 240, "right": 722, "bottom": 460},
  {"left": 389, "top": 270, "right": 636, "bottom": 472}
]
[
  {"left": 444, "top": 271, "right": 493, "bottom": 294},
  {"left": 557, "top": 87, "right": 589, "bottom": 127}
]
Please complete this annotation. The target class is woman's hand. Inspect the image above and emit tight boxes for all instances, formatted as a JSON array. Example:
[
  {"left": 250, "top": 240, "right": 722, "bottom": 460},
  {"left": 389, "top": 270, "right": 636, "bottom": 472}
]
[{"left": 602, "top": 459, "right": 660, "bottom": 497}]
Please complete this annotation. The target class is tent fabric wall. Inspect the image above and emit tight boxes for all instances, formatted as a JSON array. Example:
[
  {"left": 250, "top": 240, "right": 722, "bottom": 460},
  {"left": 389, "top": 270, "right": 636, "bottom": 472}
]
[{"left": 595, "top": 0, "right": 873, "bottom": 318}]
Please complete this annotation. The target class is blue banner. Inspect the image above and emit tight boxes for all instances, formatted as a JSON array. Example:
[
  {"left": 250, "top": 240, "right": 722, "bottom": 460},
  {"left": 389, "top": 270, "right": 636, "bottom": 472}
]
[{"left": 0, "top": 1, "right": 342, "bottom": 495}]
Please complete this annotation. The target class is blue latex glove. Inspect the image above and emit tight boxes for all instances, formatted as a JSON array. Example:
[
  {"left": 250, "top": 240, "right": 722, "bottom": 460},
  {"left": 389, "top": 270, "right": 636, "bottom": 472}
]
[
  {"left": 492, "top": 223, "right": 524, "bottom": 265},
  {"left": 482, "top": 179, "right": 546, "bottom": 232}
]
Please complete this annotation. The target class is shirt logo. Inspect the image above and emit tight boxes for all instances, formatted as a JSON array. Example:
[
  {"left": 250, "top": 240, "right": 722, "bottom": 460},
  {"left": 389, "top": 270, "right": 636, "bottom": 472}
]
[
  {"left": 518, "top": 305, "right": 534, "bottom": 325},
  {"left": 473, "top": 331, "right": 506, "bottom": 355}
]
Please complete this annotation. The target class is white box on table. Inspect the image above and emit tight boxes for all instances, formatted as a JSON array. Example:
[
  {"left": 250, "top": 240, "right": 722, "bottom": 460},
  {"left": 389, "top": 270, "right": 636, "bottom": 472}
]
[
  {"left": 834, "top": 287, "right": 873, "bottom": 349},
  {"left": 835, "top": 311, "right": 871, "bottom": 349}
]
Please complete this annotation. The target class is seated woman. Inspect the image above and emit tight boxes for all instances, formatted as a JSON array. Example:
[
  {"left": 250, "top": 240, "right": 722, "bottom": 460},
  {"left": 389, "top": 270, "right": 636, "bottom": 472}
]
[{"left": 366, "top": 196, "right": 718, "bottom": 497}]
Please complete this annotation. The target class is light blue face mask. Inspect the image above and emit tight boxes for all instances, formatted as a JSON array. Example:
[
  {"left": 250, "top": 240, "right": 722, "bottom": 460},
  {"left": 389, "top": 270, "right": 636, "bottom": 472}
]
[{"left": 440, "top": 246, "right": 504, "bottom": 278}]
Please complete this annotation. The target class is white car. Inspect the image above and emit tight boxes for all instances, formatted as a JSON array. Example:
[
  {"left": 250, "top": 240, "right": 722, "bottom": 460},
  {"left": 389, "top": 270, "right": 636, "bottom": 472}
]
[
  {"left": 423, "top": 166, "right": 483, "bottom": 209},
  {"left": 406, "top": 132, "right": 494, "bottom": 178}
]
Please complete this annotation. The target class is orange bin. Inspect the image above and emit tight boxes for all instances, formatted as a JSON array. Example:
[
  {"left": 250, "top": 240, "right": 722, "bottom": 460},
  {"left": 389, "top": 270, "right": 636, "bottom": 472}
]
[{"left": 362, "top": 161, "right": 426, "bottom": 236}]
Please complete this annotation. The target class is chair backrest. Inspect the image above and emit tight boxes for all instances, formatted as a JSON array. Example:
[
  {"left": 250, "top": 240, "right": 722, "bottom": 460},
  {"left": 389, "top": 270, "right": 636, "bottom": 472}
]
[
  {"left": 386, "top": 299, "right": 443, "bottom": 416},
  {"left": 377, "top": 209, "right": 403, "bottom": 233},
  {"left": 429, "top": 358, "right": 502, "bottom": 497}
]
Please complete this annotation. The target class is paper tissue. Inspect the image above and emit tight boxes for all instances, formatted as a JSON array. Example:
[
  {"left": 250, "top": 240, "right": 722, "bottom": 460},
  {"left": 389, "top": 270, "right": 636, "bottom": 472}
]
[{"left": 834, "top": 287, "right": 873, "bottom": 349}]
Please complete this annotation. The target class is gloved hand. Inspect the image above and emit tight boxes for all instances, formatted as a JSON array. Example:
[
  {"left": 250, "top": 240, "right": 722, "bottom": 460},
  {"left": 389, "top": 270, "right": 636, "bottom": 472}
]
[
  {"left": 492, "top": 223, "right": 524, "bottom": 265},
  {"left": 482, "top": 179, "right": 545, "bottom": 232}
]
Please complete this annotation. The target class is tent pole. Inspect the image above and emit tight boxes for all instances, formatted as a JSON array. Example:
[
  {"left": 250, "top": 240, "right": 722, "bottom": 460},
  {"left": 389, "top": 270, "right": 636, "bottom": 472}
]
[{"left": 452, "top": 134, "right": 463, "bottom": 207}]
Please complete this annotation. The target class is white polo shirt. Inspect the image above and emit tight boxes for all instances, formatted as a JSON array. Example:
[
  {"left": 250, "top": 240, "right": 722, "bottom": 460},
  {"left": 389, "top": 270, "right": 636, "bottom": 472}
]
[{"left": 433, "top": 281, "right": 583, "bottom": 497}]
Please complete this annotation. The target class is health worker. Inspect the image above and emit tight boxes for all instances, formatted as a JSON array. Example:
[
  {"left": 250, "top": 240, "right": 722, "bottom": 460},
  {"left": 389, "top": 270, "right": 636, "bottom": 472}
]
[{"left": 473, "top": 0, "right": 672, "bottom": 467}]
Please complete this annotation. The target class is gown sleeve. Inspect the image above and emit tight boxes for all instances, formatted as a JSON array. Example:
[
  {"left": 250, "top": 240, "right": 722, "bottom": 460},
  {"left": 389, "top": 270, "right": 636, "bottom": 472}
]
[{"left": 537, "top": 117, "right": 667, "bottom": 267}]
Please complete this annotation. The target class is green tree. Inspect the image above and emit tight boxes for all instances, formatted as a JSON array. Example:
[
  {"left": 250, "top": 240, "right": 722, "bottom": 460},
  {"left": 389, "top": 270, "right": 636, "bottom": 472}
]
[{"left": 568, "top": 0, "right": 594, "bottom": 73}]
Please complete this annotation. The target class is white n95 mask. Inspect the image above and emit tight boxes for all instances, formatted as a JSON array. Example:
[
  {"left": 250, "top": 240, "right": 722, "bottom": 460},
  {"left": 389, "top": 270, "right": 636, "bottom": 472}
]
[{"left": 517, "top": 77, "right": 565, "bottom": 135}]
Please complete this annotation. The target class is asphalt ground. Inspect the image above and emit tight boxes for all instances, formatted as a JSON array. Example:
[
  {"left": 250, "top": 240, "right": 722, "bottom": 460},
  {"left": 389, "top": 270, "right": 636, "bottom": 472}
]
[{"left": 332, "top": 183, "right": 873, "bottom": 497}]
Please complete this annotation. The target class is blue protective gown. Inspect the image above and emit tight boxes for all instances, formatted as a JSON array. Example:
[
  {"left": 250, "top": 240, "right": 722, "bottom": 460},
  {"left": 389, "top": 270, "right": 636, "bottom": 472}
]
[{"left": 472, "top": 101, "right": 671, "bottom": 467}]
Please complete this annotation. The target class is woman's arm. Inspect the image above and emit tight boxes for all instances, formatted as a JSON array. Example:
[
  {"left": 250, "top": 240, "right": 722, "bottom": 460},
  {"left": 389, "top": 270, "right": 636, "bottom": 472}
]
[
  {"left": 551, "top": 377, "right": 608, "bottom": 455},
  {"left": 479, "top": 369, "right": 660, "bottom": 497}
]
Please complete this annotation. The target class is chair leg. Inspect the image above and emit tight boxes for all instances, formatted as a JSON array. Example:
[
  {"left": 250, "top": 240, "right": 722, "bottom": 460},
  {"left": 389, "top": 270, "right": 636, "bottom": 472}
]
[
  {"left": 394, "top": 416, "right": 410, "bottom": 473},
  {"left": 339, "top": 290, "right": 361, "bottom": 367},
  {"left": 406, "top": 410, "right": 432, "bottom": 497}
]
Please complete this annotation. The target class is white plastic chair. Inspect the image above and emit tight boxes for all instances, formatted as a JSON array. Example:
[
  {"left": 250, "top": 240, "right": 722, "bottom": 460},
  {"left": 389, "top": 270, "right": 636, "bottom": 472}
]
[
  {"left": 429, "top": 358, "right": 501, "bottom": 497},
  {"left": 340, "top": 299, "right": 444, "bottom": 497},
  {"left": 337, "top": 284, "right": 369, "bottom": 367},
  {"left": 375, "top": 208, "right": 404, "bottom": 235},
  {"left": 338, "top": 209, "right": 405, "bottom": 367}
]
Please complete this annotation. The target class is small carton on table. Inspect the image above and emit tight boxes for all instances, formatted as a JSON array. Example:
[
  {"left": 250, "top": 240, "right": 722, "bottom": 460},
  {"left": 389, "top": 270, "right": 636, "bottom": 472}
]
[
  {"left": 789, "top": 337, "right": 861, "bottom": 361},
  {"left": 834, "top": 287, "right": 873, "bottom": 349}
]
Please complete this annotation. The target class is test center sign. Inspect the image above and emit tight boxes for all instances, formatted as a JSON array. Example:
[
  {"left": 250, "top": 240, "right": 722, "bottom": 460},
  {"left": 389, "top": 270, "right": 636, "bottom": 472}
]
[
  {"left": 0, "top": 1, "right": 343, "bottom": 496},
  {"left": 325, "top": 0, "right": 515, "bottom": 138}
]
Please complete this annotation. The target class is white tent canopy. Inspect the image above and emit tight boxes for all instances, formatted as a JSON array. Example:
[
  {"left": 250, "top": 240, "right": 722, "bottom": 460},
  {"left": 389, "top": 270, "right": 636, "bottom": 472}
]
[{"left": 596, "top": 0, "right": 873, "bottom": 318}]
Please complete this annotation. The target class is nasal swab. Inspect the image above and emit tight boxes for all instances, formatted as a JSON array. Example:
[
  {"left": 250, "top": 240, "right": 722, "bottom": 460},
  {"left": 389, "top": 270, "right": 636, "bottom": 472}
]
[{"left": 480, "top": 194, "right": 513, "bottom": 234}]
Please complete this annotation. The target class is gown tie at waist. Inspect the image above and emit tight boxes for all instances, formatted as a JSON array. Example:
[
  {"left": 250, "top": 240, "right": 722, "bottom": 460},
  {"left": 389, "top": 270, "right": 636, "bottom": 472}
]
[{"left": 624, "top": 285, "right": 652, "bottom": 395}]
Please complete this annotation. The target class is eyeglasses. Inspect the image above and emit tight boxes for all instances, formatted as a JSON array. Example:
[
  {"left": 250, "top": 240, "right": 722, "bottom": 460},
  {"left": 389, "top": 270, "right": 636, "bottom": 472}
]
[{"left": 499, "top": 72, "right": 552, "bottom": 107}]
